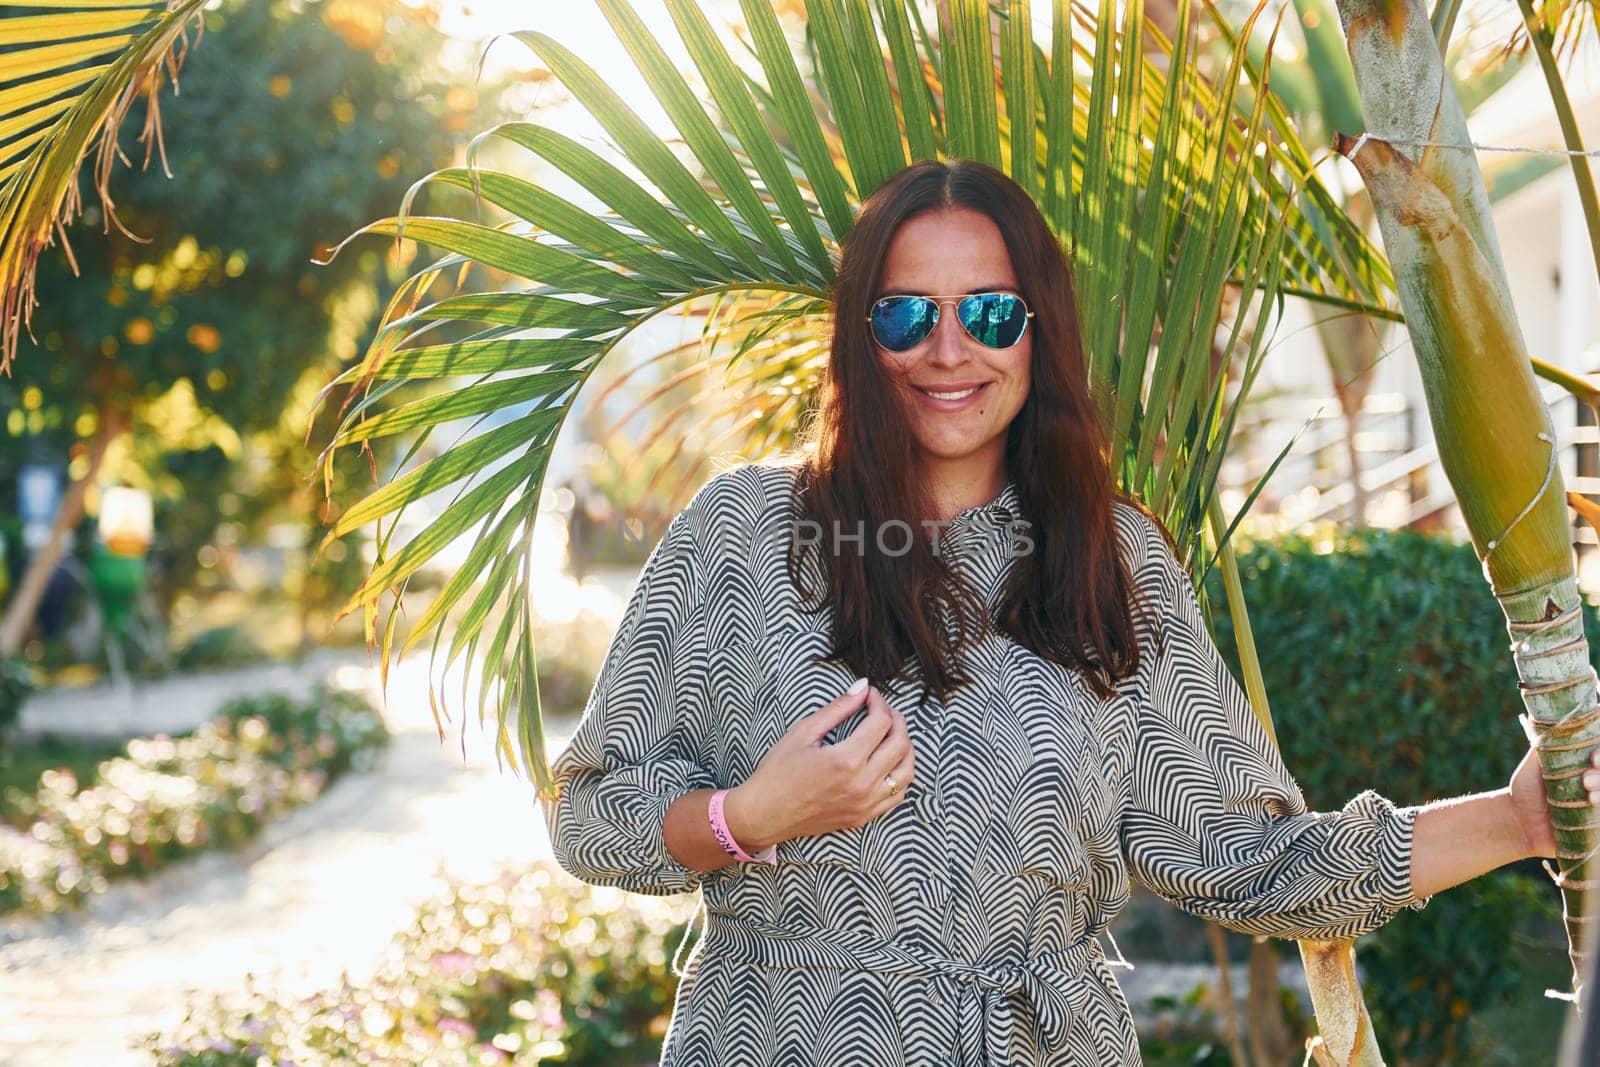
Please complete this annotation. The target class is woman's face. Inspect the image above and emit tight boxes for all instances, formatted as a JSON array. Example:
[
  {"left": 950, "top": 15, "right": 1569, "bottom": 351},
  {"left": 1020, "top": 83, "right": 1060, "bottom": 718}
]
[{"left": 872, "top": 206, "right": 1032, "bottom": 477}]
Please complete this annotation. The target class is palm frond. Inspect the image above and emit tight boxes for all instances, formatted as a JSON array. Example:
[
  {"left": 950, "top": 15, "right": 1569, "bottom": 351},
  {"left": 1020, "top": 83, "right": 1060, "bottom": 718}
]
[
  {"left": 0, "top": 0, "right": 209, "bottom": 372},
  {"left": 1503, "top": 0, "right": 1600, "bottom": 64},
  {"left": 316, "top": 0, "right": 1394, "bottom": 797}
]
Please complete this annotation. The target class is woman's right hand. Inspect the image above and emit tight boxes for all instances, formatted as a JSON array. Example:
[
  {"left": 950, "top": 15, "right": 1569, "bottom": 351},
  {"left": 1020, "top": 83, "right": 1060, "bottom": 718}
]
[{"left": 724, "top": 678, "right": 916, "bottom": 850}]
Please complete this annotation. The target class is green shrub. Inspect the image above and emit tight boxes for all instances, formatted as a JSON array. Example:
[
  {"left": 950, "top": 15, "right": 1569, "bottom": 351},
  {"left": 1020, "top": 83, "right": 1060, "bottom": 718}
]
[
  {"left": 0, "top": 733, "right": 127, "bottom": 827},
  {"left": 532, "top": 616, "right": 616, "bottom": 718},
  {"left": 0, "top": 684, "right": 387, "bottom": 915},
  {"left": 1205, "top": 528, "right": 1586, "bottom": 1065},
  {"left": 0, "top": 655, "right": 35, "bottom": 737},
  {"left": 142, "top": 860, "right": 693, "bottom": 1066},
  {"left": 171, "top": 625, "right": 268, "bottom": 672},
  {"left": 1138, "top": 983, "right": 1235, "bottom": 1066},
  {"left": 214, "top": 686, "right": 388, "bottom": 780}
]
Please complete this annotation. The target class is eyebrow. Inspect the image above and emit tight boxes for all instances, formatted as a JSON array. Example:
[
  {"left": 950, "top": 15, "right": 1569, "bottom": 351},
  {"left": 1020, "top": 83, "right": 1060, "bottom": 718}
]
[{"left": 876, "top": 282, "right": 1018, "bottom": 297}]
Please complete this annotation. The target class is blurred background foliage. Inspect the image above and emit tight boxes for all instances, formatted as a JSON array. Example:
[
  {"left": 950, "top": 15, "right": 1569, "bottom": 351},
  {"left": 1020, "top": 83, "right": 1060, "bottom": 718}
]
[
  {"left": 0, "top": 684, "right": 387, "bottom": 916},
  {"left": 0, "top": 0, "right": 511, "bottom": 675},
  {"left": 1206, "top": 528, "right": 1590, "bottom": 1065},
  {"left": 141, "top": 859, "right": 694, "bottom": 1066}
]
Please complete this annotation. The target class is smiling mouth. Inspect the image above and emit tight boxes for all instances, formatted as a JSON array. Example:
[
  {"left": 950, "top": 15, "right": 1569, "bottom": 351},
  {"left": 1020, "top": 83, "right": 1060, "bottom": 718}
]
[{"left": 915, "top": 383, "right": 989, "bottom": 401}]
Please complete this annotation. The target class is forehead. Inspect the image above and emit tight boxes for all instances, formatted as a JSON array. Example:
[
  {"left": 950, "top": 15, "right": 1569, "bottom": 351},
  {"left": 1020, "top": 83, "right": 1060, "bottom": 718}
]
[{"left": 876, "top": 207, "right": 1019, "bottom": 295}]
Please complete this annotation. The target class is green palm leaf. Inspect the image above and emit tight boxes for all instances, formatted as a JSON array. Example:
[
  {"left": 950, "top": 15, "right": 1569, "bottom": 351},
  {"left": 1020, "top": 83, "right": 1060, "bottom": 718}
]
[{"left": 318, "top": 0, "right": 1393, "bottom": 807}]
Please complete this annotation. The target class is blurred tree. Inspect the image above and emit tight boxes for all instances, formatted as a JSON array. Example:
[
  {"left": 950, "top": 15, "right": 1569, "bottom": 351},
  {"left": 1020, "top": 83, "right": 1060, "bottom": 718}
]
[{"left": 0, "top": 0, "right": 496, "bottom": 656}]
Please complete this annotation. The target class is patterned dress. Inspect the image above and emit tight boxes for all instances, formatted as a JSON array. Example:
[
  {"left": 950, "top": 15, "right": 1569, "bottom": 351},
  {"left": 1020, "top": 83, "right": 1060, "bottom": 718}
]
[{"left": 541, "top": 461, "right": 1429, "bottom": 1066}]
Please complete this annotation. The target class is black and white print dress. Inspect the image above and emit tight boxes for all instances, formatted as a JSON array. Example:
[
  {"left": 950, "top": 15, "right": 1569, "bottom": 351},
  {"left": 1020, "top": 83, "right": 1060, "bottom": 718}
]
[{"left": 541, "top": 461, "right": 1429, "bottom": 1067}]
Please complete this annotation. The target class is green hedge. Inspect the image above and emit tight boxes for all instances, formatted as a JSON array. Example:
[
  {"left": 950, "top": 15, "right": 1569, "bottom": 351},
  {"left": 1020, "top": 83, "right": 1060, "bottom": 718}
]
[
  {"left": 0, "top": 685, "right": 387, "bottom": 915},
  {"left": 1205, "top": 528, "right": 1585, "bottom": 1065}
]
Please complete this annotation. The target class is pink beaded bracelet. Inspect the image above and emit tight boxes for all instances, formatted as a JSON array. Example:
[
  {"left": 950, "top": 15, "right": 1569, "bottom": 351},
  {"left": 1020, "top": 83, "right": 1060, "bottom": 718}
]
[{"left": 708, "top": 788, "right": 776, "bottom": 864}]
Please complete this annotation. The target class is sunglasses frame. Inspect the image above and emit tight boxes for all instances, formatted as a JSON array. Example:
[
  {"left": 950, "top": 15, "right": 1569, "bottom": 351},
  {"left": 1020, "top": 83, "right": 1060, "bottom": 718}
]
[{"left": 864, "top": 291, "right": 1036, "bottom": 352}]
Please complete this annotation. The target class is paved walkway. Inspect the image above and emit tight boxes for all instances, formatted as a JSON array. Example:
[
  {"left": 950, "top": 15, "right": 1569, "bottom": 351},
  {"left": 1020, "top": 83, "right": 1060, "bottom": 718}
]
[
  {"left": 0, "top": 654, "right": 578, "bottom": 1067},
  {"left": 12, "top": 649, "right": 367, "bottom": 742}
]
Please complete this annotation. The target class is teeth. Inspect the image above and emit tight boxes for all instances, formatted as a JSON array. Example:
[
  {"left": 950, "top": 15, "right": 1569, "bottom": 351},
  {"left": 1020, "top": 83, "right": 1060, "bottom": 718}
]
[{"left": 924, "top": 386, "right": 981, "bottom": 401}]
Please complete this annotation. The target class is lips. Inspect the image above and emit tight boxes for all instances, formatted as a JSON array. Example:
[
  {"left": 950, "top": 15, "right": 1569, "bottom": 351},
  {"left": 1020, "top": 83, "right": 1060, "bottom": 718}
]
[
  {"left": 915, "top": 382, "right": 989, "bottom": 401},
  {"left": 911, "top": 382, "right": 991, "bottom": 411}
]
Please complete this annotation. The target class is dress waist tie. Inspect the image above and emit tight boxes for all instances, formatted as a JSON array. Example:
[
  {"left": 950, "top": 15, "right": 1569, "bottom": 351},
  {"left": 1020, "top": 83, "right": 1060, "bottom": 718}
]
[{"left": 697, "top": 910, "right": 1106, "bottom": 1066}]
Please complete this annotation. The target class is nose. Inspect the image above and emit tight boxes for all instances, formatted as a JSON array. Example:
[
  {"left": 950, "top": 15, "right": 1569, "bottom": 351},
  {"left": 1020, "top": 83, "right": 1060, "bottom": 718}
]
[{"left": 924, "top": 304, "right": 974, "bottom": 367}]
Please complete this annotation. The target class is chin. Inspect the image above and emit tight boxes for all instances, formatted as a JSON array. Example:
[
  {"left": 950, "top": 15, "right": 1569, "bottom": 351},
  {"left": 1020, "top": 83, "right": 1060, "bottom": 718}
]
[{"left": 913, "top": 435, "right": 1003, "bottom": 461}]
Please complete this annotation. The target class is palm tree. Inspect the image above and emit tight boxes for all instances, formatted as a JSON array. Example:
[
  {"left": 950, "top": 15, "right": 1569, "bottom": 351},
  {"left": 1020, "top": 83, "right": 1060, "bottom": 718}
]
[
  {"left": 1243, "top": 0, "right": 1552, "bottom": 528},
  {"left": 1328, "top": 0, "right": 1599, "bottom": 1054},
  {"left": 309, "top": 0, "right": 1407, "bottom": 1060}
]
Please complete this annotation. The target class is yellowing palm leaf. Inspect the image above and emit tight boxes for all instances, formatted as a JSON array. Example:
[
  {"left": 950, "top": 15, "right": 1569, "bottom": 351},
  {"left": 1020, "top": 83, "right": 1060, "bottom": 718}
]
[{"left": 0, "top": 0, "right": 209, "bottom": 371}]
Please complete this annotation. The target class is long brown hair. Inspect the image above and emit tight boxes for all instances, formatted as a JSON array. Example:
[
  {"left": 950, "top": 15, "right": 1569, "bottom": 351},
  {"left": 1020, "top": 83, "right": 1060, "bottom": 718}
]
[{"left": 785, "top": 158, "right": 1156, "bottom": 707}]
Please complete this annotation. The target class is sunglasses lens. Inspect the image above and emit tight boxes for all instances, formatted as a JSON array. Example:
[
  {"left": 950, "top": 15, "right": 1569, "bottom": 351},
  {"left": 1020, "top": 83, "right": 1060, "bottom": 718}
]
[
  {"left": 958, "top": 293, "right": 1029, "bottom": 348},
  {"left": 869, "top": 296, "right": 937, "bottom": 351}
]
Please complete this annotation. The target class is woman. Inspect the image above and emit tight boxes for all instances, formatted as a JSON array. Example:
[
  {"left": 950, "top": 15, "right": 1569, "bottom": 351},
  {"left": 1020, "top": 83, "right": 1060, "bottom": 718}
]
[{"left": 542, "top": 158, "right": 1599, "bottom": 1066}]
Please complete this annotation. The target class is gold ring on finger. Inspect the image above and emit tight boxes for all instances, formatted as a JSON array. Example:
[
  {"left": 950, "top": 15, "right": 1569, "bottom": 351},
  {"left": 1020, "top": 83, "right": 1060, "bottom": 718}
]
[{"left": 886, "top": 774, "right": 902, "bottom": 794}]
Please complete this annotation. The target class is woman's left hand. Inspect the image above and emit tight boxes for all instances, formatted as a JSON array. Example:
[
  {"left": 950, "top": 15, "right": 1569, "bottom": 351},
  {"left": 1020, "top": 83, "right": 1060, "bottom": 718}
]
[{"left": 1508, "top": 744, "right": 1600, "bottom": 859}]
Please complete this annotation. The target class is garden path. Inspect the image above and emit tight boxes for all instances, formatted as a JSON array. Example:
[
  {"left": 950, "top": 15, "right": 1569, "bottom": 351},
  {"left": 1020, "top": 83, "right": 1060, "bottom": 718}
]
[{"left": 0, "top": 653, "right": 572, "bottom": 1067}]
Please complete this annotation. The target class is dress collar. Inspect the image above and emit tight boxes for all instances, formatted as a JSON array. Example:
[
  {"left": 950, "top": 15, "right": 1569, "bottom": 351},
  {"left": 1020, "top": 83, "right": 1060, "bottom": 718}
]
[{"left": 945, "top": 479, "right": 1023, "bottom": 532}]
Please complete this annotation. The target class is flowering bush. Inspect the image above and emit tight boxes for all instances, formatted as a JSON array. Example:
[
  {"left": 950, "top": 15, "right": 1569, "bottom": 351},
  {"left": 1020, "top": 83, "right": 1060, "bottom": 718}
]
[
  {"left": 0, "top": 685, "right": 386, "bottom": 916},
  {"left": 142, "top": 860, "right": 695, "bottom": 1065}
]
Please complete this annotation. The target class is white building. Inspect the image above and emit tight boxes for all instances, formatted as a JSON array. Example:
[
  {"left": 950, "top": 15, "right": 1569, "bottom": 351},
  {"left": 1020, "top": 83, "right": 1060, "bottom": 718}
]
[{"left": 1222, "top": 48, "right": 1600, "bottom": 587}]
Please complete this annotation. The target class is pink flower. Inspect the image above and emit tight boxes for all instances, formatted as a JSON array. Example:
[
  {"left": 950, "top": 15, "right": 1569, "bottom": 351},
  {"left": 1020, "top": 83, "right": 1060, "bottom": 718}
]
[{"left": 431, "top": 951, "right": 475, "bottom": 977}]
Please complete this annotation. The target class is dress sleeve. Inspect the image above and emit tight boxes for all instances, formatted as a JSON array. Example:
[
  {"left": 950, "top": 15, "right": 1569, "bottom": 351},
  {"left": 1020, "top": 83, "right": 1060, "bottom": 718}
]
[
  {"left": 1120, "top": 516, "right": 1431, "bottom": 940},
  {"left": 540, "top": 500, "right": 718, "bottom": 896}
]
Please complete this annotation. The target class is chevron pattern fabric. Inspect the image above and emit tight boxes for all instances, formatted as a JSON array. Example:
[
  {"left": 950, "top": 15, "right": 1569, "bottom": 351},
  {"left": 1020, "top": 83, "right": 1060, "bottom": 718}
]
[{"left": 542, "top": 462, "right": 1429, "bottom": 1066}]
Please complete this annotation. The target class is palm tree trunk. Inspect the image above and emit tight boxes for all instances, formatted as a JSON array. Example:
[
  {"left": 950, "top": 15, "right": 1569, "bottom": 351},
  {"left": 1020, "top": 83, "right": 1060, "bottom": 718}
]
[
  {"left": 1332, "top": 0, "right": 1596, "bottom": 1001},
  {"left": 1246, "top": 937, "right": 1294, "bottom": 1066},
  {"left": 1206, "top": 921, "right": 1253, "bottom": 1067},
  {"left": 1312, "top": 194, "right": 1385, "bottom": 527},
  {"left": 1299, "top": 939, "right": 1384, "bottom": 1066},
  {"left": 1214, "top": 494, "right": 1387, "bottom": 1065},
  {"left": 0, "top": 408, "right": 125, "bottom": 656},
  {"left": 1339, "top": 408, "right": 1367, "bottom": 526}
]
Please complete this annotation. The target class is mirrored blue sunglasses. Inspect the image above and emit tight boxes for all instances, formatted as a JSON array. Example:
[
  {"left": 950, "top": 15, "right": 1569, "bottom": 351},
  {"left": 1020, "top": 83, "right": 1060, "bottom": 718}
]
[{"left": 865, "top": 291, "right": 1034, "bottom": 352}]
